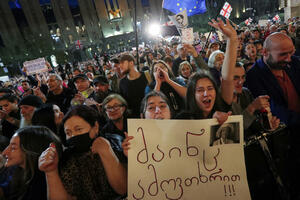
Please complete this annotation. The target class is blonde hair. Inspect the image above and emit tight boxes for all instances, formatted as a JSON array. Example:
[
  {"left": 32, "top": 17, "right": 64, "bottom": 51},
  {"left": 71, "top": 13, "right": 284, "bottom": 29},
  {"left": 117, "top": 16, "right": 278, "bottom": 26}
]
[{"left": 178, "top": 61, "right": 193, "bottom": 76}]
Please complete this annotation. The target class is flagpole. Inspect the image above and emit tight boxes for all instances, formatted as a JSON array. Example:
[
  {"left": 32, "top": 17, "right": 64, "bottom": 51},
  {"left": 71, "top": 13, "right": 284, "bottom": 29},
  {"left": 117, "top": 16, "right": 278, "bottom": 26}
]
[{"left": 134, "top": 0, "right": 139, "bottom": 66}]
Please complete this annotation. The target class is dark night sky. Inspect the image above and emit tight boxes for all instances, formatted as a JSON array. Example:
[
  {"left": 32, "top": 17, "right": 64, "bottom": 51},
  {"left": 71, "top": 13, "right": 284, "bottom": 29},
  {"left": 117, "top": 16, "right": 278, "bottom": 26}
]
[{"left": 8, "top": 0, "right": 80, "bottom": 9}]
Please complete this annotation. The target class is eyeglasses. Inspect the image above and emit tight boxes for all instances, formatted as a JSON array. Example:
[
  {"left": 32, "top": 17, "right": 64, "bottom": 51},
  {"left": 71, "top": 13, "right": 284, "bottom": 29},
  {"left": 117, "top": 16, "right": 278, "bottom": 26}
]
[
  {"left": 105, "top": 104, "right": 123, "bottom": 112},
  {"left": 146, "top": 103, "right": 168, "bottom": 113}
]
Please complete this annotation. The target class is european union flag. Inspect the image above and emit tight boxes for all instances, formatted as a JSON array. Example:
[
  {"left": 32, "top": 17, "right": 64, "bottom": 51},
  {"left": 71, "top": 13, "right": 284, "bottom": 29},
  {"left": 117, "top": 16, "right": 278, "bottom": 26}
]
[{"left": 163, "top": 0, "right": 207, "bottom": 16}]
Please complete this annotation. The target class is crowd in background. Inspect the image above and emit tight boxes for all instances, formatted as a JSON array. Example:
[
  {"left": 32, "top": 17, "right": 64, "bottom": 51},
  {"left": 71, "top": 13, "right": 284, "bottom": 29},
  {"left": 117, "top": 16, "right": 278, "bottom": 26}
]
[{"left": 0, "top": 16, "right": 299, "bottom": 199}]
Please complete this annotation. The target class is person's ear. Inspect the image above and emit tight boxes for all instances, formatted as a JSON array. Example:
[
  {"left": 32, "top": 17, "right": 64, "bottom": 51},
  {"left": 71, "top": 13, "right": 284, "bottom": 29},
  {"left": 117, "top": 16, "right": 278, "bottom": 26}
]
[
  {"left": 140, "top": 113, "right": 144, "bottom": 119},
  {"left": 58, "top": 112, "right": 64, "bottom": 123},
  {"left": 262, "top": 48, "right": 268, "bottom": 57},
  {"left": 91, "top": 121, "right": 99, "bottom": 138},
  {"left": 131, "top": 60, "right": 136, "bottom": 66}
]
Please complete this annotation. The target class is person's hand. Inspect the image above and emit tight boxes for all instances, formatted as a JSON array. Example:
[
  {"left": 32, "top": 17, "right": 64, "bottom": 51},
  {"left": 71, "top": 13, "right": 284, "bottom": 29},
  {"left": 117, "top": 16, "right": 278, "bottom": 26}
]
[
  {"left": 22, "top": 90, "right": 32, "bottom": 97},
  {"left": 74, "top": 93, "right": 85, "bottom": 104},
  {"left": 122, "top": 132, "right": 134, "bottom": 157},
  {"left": 35, "top": 74, "right": 42, "bottom": 86},
  {"left": 213, "top": 111, "right": 232, "bottom": 125},
  {"left": 39, "top": 143, "right": 59, "bottom": 173},
  {"left": 46, "top": 62, "right": 53, "bottom": 72},
  {"left": 247, "top": 95, "right": 270, "bottom": 114},
  {"left": 183, "top": 44, "right": 198, "bottom": 57},
  {"left": 91, "top": 137, "right": 111, "bottom": 156},
  {"left": 208, "top": 18, "right": 237, "bottom": 40},
  {"left": 159, "top": 68, "right": 171, "bottom": 83},
  {"left": 270, "top": 115, "right": 280, "bottom": 131},
  {"left": 153, "top": 68, "right": 163, "bottom": 85}
]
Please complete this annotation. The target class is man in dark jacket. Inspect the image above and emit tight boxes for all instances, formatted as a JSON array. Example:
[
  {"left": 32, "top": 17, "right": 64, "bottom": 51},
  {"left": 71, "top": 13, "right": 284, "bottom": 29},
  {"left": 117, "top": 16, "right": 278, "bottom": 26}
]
[
  {"left": 245, "top": 32, "right": 300, "bottom": 199},
  {"left": 46, "top": 74, "right": 75, "bottom": 113}
]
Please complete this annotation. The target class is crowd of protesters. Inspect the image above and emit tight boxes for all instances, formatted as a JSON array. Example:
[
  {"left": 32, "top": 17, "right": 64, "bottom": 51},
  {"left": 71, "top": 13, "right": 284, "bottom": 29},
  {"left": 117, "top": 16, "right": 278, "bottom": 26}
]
[{"left": 0, "top": 16, "right": 299, "bottom": 200}]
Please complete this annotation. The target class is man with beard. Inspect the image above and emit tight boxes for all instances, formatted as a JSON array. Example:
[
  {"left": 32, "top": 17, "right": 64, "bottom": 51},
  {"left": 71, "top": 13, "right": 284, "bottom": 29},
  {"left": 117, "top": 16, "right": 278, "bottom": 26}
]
[
  {"left": 245, "top": 32, "right": 300, "bottom": 199},
  {"left": 109, "top": 58, "right": 124, "bottom": 93},
  {"left": 245, "top": 32, "right": 300, "bottom": 128},
  {"left": 18, "top": 95, "right": 43, "bottom": 128},
  {"left": 119, "top": 54, "right": 148, "bottom": 118},
  {"left": 93, "top": 75, "right": 113, "bottom": 104}
]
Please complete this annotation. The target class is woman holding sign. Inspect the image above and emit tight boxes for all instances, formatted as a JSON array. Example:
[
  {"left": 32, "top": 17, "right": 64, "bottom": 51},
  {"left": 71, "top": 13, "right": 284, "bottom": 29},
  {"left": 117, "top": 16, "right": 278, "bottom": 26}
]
[
  {"left": 177, "top": 18, "right": 238, "bottom": 124},
  {"left": 122, "top": 91, "right": 173, "bottom": 156}
]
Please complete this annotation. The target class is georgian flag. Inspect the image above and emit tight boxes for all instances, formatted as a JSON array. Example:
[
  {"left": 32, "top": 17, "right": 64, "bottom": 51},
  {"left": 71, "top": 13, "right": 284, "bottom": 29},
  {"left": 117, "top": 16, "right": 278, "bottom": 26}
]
[
  {"left": 273, "top": 14, "right": 280, "bottom": 22},
  {"left": 245, "top": 18, "right": 253, "bottom": 26},
  {"left": 220, "top": 2, "right": 232, "bottom": 19}
]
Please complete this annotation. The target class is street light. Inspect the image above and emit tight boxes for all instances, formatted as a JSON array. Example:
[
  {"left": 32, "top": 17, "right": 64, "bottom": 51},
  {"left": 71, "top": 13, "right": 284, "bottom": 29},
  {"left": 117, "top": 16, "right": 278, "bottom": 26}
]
[{"left": 147, "top": 23, "right": 161, "bottom": 37}]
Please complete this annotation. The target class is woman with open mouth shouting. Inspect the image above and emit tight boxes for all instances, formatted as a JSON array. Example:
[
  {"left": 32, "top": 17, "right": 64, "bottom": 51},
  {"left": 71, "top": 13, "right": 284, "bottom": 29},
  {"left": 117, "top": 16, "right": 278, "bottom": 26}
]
[{"left": 176, "top": 18, "right": 238, "bottom": 124}]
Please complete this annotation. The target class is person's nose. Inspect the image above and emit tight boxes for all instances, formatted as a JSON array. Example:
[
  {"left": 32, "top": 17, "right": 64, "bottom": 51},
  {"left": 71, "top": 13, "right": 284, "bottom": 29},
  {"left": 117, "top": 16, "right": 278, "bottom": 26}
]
[
  {"left": 2, "top": 147, "right": 9, "bottom": 157},
  {"left": 155, "top": 106, "right": 161, "bottom": 113},
  {"left": 238, "top": 79, "right": 243, "bottom": 85},
  {"left": 203, "top": 90, "right": 208, "bottom": 96}
]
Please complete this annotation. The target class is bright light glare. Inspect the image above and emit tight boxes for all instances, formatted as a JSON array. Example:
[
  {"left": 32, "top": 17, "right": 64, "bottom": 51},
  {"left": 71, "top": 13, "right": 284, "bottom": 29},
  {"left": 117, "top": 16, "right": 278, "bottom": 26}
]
[{"left": 147, "top": 23, "right": 161, "bottom": 36}]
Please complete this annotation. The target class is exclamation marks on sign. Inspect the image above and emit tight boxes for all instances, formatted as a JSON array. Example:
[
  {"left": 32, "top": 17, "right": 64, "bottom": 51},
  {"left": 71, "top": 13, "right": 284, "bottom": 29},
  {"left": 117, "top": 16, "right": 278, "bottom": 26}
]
[{"left": 224, "top": 184, "right": 236, "bottom": 197}]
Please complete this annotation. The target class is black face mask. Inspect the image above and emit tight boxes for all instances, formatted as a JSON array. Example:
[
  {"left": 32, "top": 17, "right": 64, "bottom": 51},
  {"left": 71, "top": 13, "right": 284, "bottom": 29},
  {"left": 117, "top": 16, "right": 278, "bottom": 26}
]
[{"left": 66, "top": 132, "right": 93, "bottom": 154}]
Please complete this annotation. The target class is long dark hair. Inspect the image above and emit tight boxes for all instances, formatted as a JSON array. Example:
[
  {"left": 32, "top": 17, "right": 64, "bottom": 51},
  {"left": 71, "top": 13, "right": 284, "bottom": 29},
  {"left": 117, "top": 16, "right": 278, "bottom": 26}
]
[
  {"left": 62, "top": 105, "right": 99, "bottom": 128},
  {"left": 17, "top": 126, "right": 62, "bottom": 198},
  {"left": 151, "top": 60, "right": 175, "bottom": 81},
  {"left": 140, "top": 91, "right": 174, "bottom": 118},
  {"left": 32, "top": 104, "right": 57, "bottom": 135},
  {"left": 186, "top": 71, "right": 220, "bottom": 118}
]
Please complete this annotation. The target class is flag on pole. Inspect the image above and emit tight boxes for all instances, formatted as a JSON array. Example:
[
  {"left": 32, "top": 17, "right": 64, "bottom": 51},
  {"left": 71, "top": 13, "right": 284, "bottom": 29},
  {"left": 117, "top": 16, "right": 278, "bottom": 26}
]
[
  {"left": 273, "top": 14, "right": 281, "bottom": 22},
  {"left": 219, "top": 2, "right": 232, "bottom": 19},
  {"left": 245, "top": 18, "right": 253, "bottom": 26},
  {"left": 162, "top": 0, "right": 207, "bottom": 16},
  {"left": 168, "top": 9, "right": 188, "bottom": 29}
]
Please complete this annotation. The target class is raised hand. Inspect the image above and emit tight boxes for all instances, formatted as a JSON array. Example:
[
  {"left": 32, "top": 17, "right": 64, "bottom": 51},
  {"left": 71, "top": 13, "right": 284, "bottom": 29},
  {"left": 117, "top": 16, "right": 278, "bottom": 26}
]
[
  {"left": 39, "top": 143, "right": 59, "bottom": 173},
  {"left": 208, "top": 18, "right": 237, "bottom": 40}
]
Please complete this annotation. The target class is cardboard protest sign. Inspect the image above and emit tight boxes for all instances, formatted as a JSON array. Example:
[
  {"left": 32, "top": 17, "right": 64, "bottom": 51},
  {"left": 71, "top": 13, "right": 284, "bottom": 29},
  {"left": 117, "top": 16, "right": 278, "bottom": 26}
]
[
  {"left": 258, "top": 20, "right": 269, "bottom": 27},
  {"left": 23, "top": 58, "right": 47, "bottom": 75},
  {"left": 128, "top": 116, "right": 251, "bottom": 200},
  {"left": 181, "top": 28, "right": 194, "bottom": 44}
]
